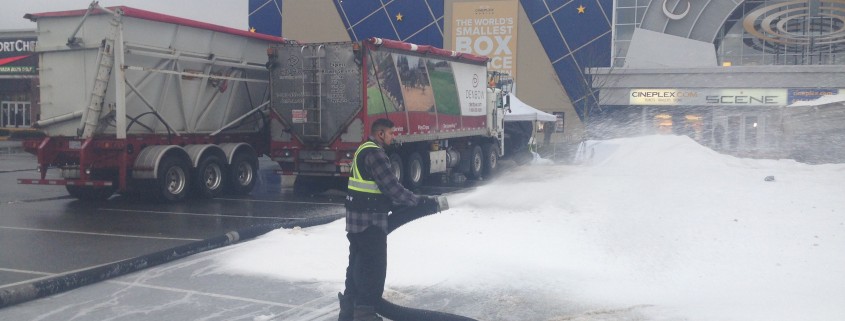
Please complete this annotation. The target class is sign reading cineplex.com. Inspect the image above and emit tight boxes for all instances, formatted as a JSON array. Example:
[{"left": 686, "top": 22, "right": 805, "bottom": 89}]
[{"left": 629, "top": 89, "right": 789, "bottom": 106}]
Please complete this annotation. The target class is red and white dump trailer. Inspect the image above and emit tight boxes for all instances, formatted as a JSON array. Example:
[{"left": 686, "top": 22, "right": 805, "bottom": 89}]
[
  {"left": 17, "top": 5, "right": 515, "bottom": 201},
  {"left": 18, "top": 5, "right": 287, "bottom": 201},
  {"left": 266, "top": 38, "right": 511, "bottom": 194}
]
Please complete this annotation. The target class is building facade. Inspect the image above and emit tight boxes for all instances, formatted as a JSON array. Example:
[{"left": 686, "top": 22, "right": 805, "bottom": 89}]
[
  {"left": 248, "top": 0, "right": 619, "bottom": 144},
  {"left": 0, "top": 30, "right": 38, "bottom": 129},
  {"left": 590, "top": 0, "right": 845, "bottom": 162},
  {"left": 248, "top": 0, "right": 844, "bottom": 161}
]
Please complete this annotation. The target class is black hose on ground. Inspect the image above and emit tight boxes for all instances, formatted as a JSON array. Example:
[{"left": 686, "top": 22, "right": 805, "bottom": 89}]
[
  {"left": 386, "top": 202, "right": 442, "bottom": 234},
  {"left": 377, "top": 298, "right": 477, "bottom": 321},
  {"left": 370, "top": 199, "right": 478, "bottom": 321},
  {"left": 0, "top": 213, "right": 343, "bottom": 309}
]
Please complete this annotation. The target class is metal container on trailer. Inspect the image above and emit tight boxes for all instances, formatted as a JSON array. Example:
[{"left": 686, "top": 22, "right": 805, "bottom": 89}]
[
  {"left": 268, "top": 38, "right": 494, "bottom": 147},
  {"left": 27, "top": 6, "right": 283, "bottom": 137},
  {"left": 17, "top": 5, "right": 289, "bottom": 202}
]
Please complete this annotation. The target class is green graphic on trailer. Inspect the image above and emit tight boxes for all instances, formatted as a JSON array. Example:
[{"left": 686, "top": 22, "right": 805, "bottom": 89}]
[
  {"left": 426, "top": 59, "right": 460, "bottom": 115},
  {"left": 367, "top": 51, "right": 402, "bottom": 115},
  {"left": 393, "top": 54, "right": 435, "bottom": 113},
  {"left": 368, "top": 50, "right": 475, "bottom": 117}
]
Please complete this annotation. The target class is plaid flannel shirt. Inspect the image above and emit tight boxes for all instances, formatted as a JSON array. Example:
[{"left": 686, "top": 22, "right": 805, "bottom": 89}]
[{"left": 346, "top": 138, "right": 420, "bottom": 233}]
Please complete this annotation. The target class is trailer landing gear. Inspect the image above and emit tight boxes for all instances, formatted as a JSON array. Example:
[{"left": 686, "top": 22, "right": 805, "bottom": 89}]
[
  {"left": 66, "top": 185, "right": 117, "bottom": 201},
  {"left": 65, "top": 170, "right": 118, "bottom": 201}
]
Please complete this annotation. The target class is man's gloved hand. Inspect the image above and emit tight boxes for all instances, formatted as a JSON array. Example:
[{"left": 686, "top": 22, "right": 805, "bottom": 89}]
[
  {"left": 434, "top": 195, "right": 449, "bottom": 211},
  {"left": 418, "top": 196, "right": 437, "bottom": 213},
  {"left": 419, "top": 195, "right": 449, "bottom": 213}
]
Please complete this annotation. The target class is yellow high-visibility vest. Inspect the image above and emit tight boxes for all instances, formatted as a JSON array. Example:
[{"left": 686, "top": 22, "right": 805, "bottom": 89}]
[{"left": 347, "top": 141, "right": 382, "bottom": 194}]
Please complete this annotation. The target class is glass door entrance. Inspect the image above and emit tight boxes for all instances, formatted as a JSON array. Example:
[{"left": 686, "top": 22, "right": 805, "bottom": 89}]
[
  {"left": 1, "top": 101, "right": 31, "bottom": 128},
  {"left": 711, "top": 110, "right": 781, "bottom": 155}
]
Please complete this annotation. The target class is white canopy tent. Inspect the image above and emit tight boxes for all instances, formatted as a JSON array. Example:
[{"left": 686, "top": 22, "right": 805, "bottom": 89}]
[{"left": 503, "top": 93, "right": 557, "bottom": 122}]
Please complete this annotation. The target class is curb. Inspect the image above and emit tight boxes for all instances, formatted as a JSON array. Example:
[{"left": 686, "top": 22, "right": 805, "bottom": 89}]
[{"left": 0, "top": 213, "right": 345, "bottom": 309}]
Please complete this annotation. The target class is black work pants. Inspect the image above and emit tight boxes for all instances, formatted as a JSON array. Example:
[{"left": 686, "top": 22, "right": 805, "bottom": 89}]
[{"left": 343, "top": 225, "right": 387, "bottom": 307}]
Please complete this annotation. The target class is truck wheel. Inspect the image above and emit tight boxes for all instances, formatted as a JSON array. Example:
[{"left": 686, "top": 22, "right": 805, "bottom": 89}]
[
  {"left": 467, "top": 145, "right": 483, "bottom": 180},
  {"left": 405, "top": 152, "right": 425, "bottom": 188},
  {"left": 482, "top": 143, "right": 499, "bottom": 176},
  {"left": 389, "top": 153, "right": 403, "bottom": 183},
  {"left": 157, "top": 154, "right": 190, "bottom": 202},
  {"left": 66, "top": 185, "right": 116, "bottom": 201},
  {"left": 228, "top": 152, "right": 258, "bottom": 195},
  {"left": 193, "top": 155, "right": 226, "bottom": 199}
]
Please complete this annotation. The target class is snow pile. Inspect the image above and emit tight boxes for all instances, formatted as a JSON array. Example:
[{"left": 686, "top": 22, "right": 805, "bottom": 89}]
[{"left": 213, "top": 135, "right": 845, "bottom": 321}]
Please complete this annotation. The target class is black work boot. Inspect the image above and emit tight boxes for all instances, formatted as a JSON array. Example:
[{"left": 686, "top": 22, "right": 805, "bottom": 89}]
[
  {"left": 352, "top": 305, "right": 383, "bottom": 321},
  {"left": 337, "top": 292, "right": 353, "bottom": 321}
]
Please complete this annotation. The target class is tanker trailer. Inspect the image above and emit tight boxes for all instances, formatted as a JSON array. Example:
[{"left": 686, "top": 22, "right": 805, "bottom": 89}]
[
  {"left": 266, "top": 38, "right": 509, "bottom": 195},
  {"left": 17, "top": 4, "right": 288, "bottom": 201}
]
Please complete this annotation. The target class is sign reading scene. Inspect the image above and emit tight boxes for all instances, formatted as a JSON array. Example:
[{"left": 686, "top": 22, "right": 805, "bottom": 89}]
[{"left": 452, "top": 1, "right": 518, "bottom": 82}]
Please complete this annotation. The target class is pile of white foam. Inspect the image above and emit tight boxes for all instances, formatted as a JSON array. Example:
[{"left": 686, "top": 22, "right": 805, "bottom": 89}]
[{"left": 214, "top": 135, "right": 845, "bottom": 321}]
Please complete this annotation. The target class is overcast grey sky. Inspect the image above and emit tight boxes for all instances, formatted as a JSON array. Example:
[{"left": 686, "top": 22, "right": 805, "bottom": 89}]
[{"left": 0, "top": 1, "right": 248, "bottom": 30}]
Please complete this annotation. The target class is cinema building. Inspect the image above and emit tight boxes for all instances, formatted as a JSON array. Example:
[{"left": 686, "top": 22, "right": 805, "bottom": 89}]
[
  {"left": 251, "top": 0, "right": 843, "bottom": 161},
  {"left": 589, "top": 0, "right": 845, "bottom": 161}
]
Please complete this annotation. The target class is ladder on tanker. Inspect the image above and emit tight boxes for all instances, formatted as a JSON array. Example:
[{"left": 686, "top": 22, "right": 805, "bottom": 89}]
[
  {"left": 79, "top": 15, "right": 119, "bottom": 138},
  {"left": 300, "top": 45, "right": 324, "bottom": 138}
]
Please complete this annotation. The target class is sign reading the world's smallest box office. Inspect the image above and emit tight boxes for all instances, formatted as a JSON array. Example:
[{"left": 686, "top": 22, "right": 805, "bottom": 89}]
[{"left": 452, "top": 1, "right": 518, "bottom": 81}]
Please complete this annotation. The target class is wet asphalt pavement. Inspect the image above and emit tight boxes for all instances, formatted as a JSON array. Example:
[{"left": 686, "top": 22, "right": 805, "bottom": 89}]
[
  {"left": 0, "top": 140, "right": 346, "bottom": 289},
  {"left": 0, "top": 140, "right": 481, "bottom": 320}
]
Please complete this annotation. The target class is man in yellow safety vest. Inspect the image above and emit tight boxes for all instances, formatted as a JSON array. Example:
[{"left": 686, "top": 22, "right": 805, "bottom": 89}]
[{"left": 338, "top": 118, "right": 438, "bottom": 321}]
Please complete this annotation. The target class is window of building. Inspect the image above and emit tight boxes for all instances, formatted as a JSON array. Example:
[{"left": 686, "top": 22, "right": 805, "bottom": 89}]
[
  {"left": 1, "top": 101, "right": 31, "bottom": 128},
  {"left": 715, "top": 0, "right": 845, "bottom": 66},
  {"left": 613, "top": 0, "right": 649, "bottom": 66}
]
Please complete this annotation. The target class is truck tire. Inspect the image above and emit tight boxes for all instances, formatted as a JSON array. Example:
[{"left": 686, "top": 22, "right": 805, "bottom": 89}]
[
  {"left": 66, "top": 185, "right": 116, "bottom": 201},
  {"left": 405, "top": 152, "right": 425, "bottom": 188},
  {"left": 481, "top": 143, "right": 499, "bottom": 176},
  {"left": 227, "top": 152, "right": 258, "bottom": 195},
  {"left": 467, "top": 145, "right": 483, "bottom": 180},
  {"left": 157, "top": 154, "right": 190, "bottom": 202},
  {"left": 193, "top": 155, "right": 226, "bottom": 199},
  {"left": 389, "top": 153, "right": 403, "bottom": 183}
]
